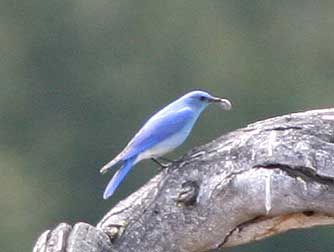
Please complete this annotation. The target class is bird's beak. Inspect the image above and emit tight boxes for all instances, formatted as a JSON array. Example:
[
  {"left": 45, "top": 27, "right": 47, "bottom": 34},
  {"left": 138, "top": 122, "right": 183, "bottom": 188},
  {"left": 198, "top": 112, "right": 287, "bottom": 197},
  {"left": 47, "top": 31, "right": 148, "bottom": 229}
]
[{"left": 209, "top": 97, "right": 232, "bottom": 110}]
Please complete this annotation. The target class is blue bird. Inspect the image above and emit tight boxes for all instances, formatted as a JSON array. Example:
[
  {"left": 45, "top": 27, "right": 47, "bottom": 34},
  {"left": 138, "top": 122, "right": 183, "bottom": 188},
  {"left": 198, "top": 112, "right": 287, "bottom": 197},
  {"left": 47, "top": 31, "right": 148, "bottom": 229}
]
[{"left": 100, "top": 90, "right": 232, "bottom": 199}]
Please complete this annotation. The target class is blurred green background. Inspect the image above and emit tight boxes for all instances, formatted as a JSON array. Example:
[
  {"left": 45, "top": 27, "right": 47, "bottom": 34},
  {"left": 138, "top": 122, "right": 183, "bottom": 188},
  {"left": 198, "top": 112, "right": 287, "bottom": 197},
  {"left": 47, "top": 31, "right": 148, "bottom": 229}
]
[{"left": 1, "top": 0, "right": 333, "bottom": 251}]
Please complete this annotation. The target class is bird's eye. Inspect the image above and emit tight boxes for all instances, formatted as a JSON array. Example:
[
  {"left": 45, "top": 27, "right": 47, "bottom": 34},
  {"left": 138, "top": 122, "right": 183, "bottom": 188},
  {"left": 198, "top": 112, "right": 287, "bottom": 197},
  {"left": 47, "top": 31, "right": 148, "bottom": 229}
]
[{"left": 199, "top": 96, "right": 206, "bottom": 101}]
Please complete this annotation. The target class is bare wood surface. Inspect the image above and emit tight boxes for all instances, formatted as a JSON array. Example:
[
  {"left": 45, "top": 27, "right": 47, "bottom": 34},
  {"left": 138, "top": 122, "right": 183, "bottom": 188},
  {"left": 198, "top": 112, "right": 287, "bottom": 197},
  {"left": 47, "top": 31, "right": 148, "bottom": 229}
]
[{"left": 33, "top": 108, "right": 334, "bottom": 252}]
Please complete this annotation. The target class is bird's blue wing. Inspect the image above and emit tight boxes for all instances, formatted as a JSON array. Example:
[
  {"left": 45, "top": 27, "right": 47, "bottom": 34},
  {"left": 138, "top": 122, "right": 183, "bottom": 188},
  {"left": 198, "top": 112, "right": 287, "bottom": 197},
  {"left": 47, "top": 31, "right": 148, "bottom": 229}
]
[{"left": 121, "top": 108, "right": 195, "bottom": 160}]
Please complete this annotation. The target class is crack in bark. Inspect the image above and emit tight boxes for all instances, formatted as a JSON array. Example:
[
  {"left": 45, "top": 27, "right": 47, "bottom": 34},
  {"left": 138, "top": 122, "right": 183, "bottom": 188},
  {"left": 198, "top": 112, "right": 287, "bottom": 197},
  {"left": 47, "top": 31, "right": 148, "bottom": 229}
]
[
  {"left": 254, "top": 163, "right": 334, "bottom": 185},
  {"left": 221, "top": 212, "right": 334, "bottom": 249},
  {"left": 218, "top": 216, "right": 264, "bottom": 248},
  {"left": 264, "top": 126, "right": 303, "bottom": 131}
]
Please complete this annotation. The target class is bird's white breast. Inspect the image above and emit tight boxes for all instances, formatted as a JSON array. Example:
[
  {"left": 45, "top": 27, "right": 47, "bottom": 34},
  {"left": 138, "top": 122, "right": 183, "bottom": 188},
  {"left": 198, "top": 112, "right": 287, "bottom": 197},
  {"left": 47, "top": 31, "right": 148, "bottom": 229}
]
[{"left": 135, "top": 127, "right": 191, "bottom": 163}]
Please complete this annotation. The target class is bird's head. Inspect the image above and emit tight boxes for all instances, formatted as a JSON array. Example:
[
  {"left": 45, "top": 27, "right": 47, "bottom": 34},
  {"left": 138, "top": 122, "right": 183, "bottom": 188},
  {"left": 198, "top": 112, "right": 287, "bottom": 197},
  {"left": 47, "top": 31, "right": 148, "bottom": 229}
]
[{"left": 182, "top": 90, "right": 232, "bottom": 111}]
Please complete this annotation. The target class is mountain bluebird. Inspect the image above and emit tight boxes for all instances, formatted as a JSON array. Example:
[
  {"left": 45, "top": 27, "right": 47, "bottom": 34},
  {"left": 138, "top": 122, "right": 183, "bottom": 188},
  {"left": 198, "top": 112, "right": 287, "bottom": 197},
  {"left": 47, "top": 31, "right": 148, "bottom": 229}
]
[{"left": 100, "top": 90, "right": 232, "bottom": 199}]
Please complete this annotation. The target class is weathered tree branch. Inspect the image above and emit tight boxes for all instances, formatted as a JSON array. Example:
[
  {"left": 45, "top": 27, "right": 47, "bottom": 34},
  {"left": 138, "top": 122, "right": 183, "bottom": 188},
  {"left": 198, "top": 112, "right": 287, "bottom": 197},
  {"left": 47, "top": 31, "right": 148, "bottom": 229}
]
[{"left": 33, "top": 108, "right": 334, "bottom": 252}]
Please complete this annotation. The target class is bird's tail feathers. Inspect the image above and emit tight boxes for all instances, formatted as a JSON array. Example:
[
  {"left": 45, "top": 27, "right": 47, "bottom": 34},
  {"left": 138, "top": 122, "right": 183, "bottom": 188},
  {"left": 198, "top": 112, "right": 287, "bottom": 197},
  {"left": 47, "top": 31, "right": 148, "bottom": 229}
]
[
  {"left": 103, "top": 156, "right": 136, "bottom": 199},
  {"left": 100, "top": 156, "right": 122, "bottom": 174}
]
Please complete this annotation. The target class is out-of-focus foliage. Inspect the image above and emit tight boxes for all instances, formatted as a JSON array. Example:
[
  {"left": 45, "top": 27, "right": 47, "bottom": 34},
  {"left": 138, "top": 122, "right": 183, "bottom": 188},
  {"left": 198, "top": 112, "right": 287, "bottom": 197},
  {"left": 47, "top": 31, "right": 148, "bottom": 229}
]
[{"left": 0, "top": 1, "right": 333, "bottom": 251}]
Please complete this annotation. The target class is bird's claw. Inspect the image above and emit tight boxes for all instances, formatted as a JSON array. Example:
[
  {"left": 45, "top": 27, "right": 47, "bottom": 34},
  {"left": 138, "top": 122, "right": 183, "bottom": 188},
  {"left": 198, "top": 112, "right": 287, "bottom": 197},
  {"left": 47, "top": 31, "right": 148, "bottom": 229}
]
[{"left": 151, "top": 158, "right": 172, "bottom": 170}]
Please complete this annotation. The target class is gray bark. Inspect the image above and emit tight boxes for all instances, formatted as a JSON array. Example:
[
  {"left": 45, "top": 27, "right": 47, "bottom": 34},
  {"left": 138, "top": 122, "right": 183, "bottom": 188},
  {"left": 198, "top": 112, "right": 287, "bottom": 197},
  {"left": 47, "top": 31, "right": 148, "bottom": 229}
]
[{"left": 33, "top": 108, "right": 334, "bottom": 252}]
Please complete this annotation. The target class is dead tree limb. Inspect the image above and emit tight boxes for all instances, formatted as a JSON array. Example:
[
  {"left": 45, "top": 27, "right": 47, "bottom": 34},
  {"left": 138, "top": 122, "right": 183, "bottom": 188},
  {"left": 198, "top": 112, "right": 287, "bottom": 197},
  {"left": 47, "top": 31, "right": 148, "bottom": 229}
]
[{"left": 33, "top": 108, "right": 334, "bottom": 252}]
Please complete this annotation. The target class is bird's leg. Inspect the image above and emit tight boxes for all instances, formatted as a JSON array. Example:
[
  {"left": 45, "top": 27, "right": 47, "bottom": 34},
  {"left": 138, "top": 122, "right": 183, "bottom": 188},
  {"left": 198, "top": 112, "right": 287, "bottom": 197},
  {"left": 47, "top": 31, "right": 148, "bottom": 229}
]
[
  {"left": 157, "top": 157, "right": 175, "bottom": 163},
  {"left": 159, "top": 156, "right": 184, "bottom": 164},
  {"left": 151, "top": 158, "right": 170, "bottom": 170}
]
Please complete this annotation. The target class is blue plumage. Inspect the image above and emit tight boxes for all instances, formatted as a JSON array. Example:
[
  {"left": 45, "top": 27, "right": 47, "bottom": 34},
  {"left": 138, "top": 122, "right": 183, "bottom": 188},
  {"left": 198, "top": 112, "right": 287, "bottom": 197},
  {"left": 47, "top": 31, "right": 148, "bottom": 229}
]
[
  {"left": 103, "top": 157, "right": 136, "bottom": 199},
  {"left": 121, "top": 108, "right": 194, "bottom": 160},
  {"left": 100, "top": 90, "right": 231, "bottom": 199}
]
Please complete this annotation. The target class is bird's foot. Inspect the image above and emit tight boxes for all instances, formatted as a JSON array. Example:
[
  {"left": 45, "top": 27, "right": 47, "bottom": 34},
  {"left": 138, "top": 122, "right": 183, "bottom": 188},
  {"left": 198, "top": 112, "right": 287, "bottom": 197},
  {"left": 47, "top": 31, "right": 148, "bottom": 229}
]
[
  {"left": 151, "top": 158, "right": 173, "bottom": 170},
  {"left": 157, "top": 156, "right": 176, "bottom": 163}
]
